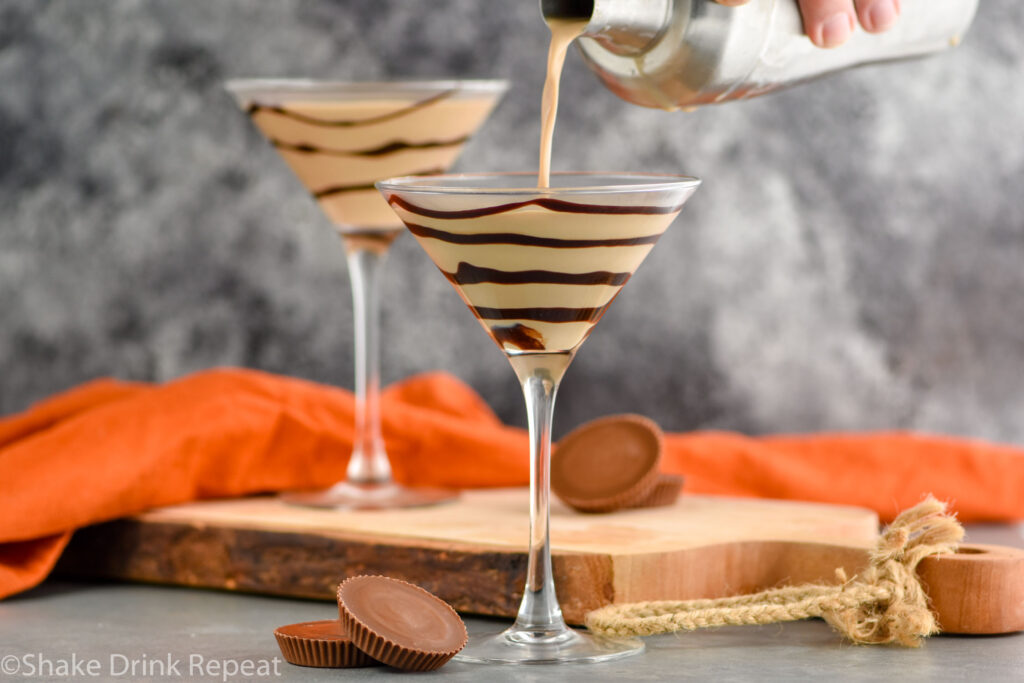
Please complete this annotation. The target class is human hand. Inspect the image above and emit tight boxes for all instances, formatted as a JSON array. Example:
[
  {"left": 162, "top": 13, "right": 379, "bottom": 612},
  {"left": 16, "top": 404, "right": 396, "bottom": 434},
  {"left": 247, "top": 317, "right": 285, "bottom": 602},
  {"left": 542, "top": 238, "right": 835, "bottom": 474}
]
[{"left": 715, "top": 0, "right": 900, "bottom": 49}]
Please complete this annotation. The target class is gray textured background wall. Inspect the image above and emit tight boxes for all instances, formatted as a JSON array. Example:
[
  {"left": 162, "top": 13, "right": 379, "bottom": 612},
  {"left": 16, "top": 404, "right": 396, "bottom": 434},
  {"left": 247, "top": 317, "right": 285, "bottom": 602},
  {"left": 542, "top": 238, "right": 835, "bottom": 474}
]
[{"left": 1, "top": 0, "right": 1022, "bottom": 440}]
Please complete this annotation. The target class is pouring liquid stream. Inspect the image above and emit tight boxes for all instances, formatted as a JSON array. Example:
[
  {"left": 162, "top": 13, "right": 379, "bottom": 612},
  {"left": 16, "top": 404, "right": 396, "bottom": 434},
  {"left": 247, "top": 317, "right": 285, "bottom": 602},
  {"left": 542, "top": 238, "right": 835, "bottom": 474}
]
[{"left": 538, "top": 18, "right": 587, "bottom": 188}]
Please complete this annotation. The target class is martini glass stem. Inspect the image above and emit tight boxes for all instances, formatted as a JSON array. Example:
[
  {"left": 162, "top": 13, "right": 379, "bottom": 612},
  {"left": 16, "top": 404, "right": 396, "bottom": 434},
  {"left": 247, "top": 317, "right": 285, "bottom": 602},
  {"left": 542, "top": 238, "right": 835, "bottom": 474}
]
[
  {"left": 511, "top": 359, "right": 571, "bottom": 639},
  {"left": 346, "top": 245, "right": 391, "bottom": 484}
]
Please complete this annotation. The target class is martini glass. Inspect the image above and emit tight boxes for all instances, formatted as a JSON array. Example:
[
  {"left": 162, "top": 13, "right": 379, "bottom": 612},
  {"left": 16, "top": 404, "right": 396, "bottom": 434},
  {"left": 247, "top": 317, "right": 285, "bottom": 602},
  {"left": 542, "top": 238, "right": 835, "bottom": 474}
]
[
  {"left": 226, "top": 80, "right": 508, "bottom": 509},
  {"left": 377, "top": 172, "right": 700, "bottom": 663}
]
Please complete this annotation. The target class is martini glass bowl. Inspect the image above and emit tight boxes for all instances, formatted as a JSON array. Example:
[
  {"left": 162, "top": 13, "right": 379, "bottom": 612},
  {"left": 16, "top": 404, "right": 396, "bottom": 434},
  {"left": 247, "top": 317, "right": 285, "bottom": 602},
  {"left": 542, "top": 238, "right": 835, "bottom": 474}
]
[
  {"left": 377, "top": 172, "right": 700, "bottom": 663},
  {"left": 226, "top": 79, "right": 508, "bottom": 509}
]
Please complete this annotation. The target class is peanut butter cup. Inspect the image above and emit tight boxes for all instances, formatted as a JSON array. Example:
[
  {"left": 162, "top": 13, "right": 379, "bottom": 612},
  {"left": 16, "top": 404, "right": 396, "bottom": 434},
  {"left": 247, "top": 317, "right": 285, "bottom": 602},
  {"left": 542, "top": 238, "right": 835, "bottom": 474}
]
[
  {"left": 552, "top": 414, "right": 663, "bottom": 512},
  {"left": 273, "top": 619, "right": 378, "bottom": 668},
  {"left": 631, "top": 473, "right": 684, "bottom": 509},
  {"left": 337, "top": 576, "right": 467, "bottom": 671}
]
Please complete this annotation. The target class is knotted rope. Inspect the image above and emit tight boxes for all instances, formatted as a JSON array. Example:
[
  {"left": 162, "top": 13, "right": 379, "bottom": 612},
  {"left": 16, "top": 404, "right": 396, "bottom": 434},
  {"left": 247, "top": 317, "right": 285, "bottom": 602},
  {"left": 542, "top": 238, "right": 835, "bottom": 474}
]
[{"left": 585, "top": 496, "right": 963, "bottom": 647}]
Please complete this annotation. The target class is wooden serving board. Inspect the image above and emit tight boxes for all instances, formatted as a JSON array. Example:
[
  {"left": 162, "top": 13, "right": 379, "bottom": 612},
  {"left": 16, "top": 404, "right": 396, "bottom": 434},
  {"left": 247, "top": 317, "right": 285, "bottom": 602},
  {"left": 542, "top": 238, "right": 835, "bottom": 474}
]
[{"left": 58, "top": 490, "right": 882, "bottom": 625}]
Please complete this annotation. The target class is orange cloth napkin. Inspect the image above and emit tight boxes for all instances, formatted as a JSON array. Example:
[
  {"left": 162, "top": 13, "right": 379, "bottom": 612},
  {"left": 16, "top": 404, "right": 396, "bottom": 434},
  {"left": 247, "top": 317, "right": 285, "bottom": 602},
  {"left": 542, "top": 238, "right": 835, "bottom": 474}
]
[{"left": 2, "top": 367, "right": 1022, "bottom": 601}]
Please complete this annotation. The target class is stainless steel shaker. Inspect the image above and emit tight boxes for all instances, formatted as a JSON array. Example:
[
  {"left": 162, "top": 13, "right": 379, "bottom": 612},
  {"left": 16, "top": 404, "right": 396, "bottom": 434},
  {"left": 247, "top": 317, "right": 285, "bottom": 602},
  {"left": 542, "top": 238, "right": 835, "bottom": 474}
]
[{"left": 540, "top": 0, "right": 980, "bottom": 109}]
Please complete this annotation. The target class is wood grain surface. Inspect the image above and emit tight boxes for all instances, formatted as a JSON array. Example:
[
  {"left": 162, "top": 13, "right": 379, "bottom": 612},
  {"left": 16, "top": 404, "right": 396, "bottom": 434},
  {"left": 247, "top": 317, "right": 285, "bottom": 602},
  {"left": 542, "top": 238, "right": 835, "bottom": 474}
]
[
  {"left": 58, "top": 491, "right": 1024, "bottom": 633},
  {"left": 57, "top": 490, "right": 881, "bottom": 624}
]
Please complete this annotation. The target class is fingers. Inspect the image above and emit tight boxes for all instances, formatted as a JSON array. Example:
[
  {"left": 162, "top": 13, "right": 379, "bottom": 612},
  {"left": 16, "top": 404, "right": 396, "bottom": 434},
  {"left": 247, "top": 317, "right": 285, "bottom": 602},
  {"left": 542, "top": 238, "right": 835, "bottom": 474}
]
[
  {"left": 798, "top": 0, "right": 856, "bottom": 48},
  {"left": 855, "top": 0, "right": 901, "bottom": 34},
  {"left": 723, "top": 0, "right": 901, "bottom": 48}
]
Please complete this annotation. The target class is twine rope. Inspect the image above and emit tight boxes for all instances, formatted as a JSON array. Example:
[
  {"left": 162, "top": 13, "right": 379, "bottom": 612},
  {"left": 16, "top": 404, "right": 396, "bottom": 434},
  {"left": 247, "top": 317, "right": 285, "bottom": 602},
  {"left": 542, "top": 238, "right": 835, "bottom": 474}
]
[{"left": 585, "top": 496, "right": 963, "bottom": 647}]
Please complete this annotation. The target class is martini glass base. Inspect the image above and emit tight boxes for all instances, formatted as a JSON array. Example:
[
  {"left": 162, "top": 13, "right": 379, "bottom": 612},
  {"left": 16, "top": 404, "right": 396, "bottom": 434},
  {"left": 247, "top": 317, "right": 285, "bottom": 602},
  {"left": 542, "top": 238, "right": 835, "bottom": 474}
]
[
  {"left": 455, "top": 627, "right": 644, "bottom": 665},
  {"left": 280, "top": 481, "right": 458, "bottom": 511}
]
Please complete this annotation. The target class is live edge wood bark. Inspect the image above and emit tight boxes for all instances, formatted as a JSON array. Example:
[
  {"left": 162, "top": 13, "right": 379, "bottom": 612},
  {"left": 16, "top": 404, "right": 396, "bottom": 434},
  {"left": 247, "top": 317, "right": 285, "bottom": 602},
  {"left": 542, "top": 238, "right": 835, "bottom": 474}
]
[{"left": 56, "top": 519, "right": 619, "bottom": 624}]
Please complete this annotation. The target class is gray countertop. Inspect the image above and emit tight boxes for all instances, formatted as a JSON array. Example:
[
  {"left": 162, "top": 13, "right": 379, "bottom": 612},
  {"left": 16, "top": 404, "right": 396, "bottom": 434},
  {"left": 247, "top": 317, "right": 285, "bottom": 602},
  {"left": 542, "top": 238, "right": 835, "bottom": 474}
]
[{"left": 2, "top": 524, "right": 1022, "bottom": 682}]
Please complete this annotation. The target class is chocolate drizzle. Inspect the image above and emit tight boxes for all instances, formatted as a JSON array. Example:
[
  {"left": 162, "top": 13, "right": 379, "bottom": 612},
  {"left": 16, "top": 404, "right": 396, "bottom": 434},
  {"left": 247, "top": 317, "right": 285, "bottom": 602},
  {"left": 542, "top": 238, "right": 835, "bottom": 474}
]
[
  {"left": 272, "top": 136, "right": 469, "bottom": 158},
  {"left": 472, "top": 306, "right": 605, "bottom": 324},
  {"left": 341, "top": 229, "right": 401, "bottom": 248},
  {"left": 315, "top": 168, "right": 445, "bottom": 198},
  {"left": 389, "top": 195, "right": 682, "bottom": 218},
  {"left": 443, "top": 262, "right": 631, "bottom": 286},
  {"left": 384, "top": 170, "right": 691, "bottom": 355},
  {"left": 246, "top": 89, "right": 457, "bottom": 127},
  {"left": 314, "top": 181, "right": 377, "bottom": 198},
  {"left": 492, "top": 323, "right": 546, "bottom": 351},
  {"left": 405, "top": 222, "right": 661, "bottom": 248}
]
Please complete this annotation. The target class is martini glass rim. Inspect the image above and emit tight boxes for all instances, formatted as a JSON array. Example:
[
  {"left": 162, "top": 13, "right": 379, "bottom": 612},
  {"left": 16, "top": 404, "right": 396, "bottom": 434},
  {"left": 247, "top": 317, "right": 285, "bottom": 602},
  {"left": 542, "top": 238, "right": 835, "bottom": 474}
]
[
  {"left": 224, "top": 78, "right": 510, "bottom": 101},
  {"left": 377, "top": 171, "right": 701, "bottom": 196}
]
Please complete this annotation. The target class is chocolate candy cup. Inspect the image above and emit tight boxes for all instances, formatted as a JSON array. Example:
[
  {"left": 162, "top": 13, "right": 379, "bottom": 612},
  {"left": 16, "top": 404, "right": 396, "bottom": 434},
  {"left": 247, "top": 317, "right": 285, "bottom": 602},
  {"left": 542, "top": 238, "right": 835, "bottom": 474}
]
[
  {"left": 631, "top": 473, "right": 684, "bottom": 509},
  {"left": 337, "top": 576, "right": 467, "bottom": 672},
  {"left": 274, "top": 619, "right": 378, "bottom": 668},
  {"left": 552, "top": 414, "right": 663, "bottom": 512}
]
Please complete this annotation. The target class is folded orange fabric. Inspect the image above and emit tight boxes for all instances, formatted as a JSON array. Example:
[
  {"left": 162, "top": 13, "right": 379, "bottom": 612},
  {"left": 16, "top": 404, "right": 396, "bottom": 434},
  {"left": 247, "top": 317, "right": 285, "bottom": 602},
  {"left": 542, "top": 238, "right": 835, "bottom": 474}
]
[{"left": 1, "top": 367, "right": 1022, "bottom": 601}]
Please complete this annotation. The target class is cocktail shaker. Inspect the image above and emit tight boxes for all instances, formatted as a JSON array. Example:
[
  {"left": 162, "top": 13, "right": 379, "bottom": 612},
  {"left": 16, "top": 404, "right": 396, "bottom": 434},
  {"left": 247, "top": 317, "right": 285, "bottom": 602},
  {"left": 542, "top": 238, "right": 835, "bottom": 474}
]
[{"left": 540, "top": 0, "right": 979, "bottom": 109}]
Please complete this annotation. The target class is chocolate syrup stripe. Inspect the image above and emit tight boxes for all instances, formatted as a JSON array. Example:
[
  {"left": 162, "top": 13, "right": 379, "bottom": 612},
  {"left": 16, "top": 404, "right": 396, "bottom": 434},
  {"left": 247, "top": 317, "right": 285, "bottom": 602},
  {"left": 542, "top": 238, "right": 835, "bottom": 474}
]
[
  {"left": 405, "top": 222, "right": 661, "bottom": 248},
  {"left": 341, "top": 231, "right": 401, "bottom": 251},
  {"left": 473, "top": 305, "right": 605, "bottom": 324},
  {"left": 245, "top": 89, "right": 457, "bottom": 127},
  {"left": 442, "top": 262, "right": 631, "bottom": 286},
  {"left": 342, "top": 229, "right": 401, "bottom": 243},
  {"left": 389, "top": 195, "right": 683, "bottom": 218},
  {"left": 272, "top": 135, "right": 469, "bottom": 158},
  {"left": 313, "top": 167, "right": 446, "bottom": 198}
]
